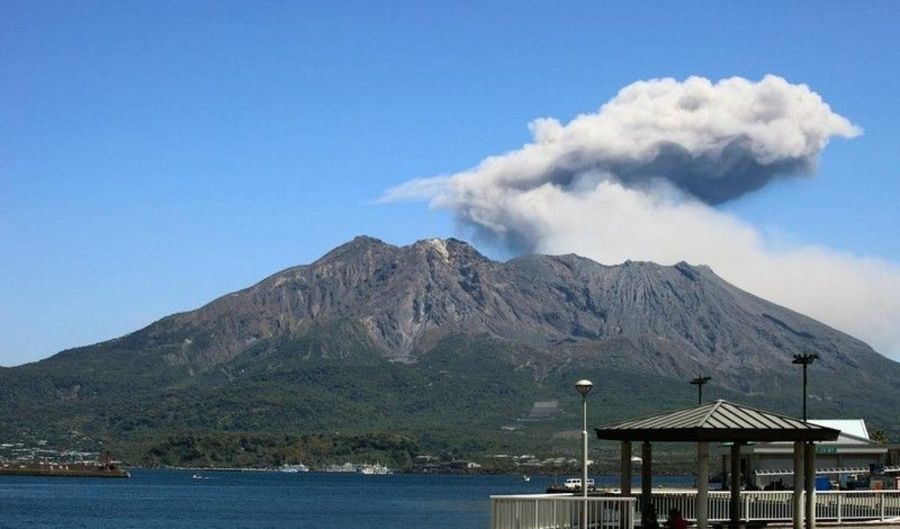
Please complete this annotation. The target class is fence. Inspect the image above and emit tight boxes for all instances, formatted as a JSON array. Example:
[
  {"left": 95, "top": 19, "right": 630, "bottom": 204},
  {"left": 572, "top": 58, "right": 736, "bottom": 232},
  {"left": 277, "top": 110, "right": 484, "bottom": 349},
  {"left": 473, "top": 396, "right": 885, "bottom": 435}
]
[
  {"left": 650, "top": 490, "right": 900, "bottom": 523},
  {"left": 490, "top": 494, "right": 636, "bottom": 529},
  {"left": 490, "top": 490, "right": 900, "bottom": 529},
  {"left": 650, "top": 490, "right": 791, "bottom": 522},
  {"left": 817, "top": 490, "right": 900, "bottom": 522}
]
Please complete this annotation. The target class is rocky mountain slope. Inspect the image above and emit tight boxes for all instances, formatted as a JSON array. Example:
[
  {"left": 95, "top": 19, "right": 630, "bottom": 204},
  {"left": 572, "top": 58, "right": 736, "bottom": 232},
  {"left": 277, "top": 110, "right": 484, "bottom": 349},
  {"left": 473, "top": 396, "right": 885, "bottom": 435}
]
[{"left": 1, "top": 236, "right": 897, "bottom": 464}]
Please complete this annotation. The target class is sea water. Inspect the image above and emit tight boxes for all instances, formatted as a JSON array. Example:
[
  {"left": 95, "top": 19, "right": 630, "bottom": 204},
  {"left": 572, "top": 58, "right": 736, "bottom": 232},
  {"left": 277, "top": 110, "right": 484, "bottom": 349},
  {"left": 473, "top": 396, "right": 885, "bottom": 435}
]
[{"left": 0, "top": 470, "right": 692, "bottom": 528}]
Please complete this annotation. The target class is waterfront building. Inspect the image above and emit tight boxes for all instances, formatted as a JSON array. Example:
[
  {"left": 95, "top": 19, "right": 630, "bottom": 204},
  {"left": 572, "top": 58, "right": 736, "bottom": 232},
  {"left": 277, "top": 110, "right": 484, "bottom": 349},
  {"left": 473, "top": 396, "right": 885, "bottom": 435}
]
[{"left": 727, "top": 419, "right": 896, "bottom": 490}]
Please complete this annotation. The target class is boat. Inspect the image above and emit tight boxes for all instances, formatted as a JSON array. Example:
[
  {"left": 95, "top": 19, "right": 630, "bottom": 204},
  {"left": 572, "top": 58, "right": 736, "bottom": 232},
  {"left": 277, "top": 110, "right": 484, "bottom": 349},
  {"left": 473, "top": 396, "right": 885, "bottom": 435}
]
[
  {"left": 546, "top": 477, "right": 595, "bottom": 493},
  {"left": 0, "top": 451, "right": 130, "bottom": 479},
  {"left": 522, "top": 475, "right": 531, "bottom": 482},
  {"left": 358, "top": 462, "right": 391, "bottom": 475},
  {"left": 325, "top": 462, "right": 357, "bottom": 473},
  {"left": 279, "top": 463, "right": 310, "bottom": 473},
  {"left": 0, "top": 464, "right": 130, "bottom": 479}
]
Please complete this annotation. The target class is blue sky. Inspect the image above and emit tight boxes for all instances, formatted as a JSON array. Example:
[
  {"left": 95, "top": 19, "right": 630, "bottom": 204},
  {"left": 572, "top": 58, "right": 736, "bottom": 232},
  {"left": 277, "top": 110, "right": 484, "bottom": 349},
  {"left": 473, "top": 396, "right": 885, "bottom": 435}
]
[{"left": 2, "top": 1, "right": 899, "bottom": 366}]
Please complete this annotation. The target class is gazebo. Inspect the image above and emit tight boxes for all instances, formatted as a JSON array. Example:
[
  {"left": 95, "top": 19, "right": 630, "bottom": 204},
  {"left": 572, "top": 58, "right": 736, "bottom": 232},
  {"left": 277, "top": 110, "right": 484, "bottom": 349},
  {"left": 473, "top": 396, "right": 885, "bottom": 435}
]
[{"left": 595, "top": 400, "right": 840, "bottom": 529}]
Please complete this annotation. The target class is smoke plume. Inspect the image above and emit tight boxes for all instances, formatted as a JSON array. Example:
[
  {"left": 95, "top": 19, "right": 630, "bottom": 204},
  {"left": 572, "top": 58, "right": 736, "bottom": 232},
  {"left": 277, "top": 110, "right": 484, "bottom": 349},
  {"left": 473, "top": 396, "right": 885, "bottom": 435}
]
[{"left": 383, "top": 75, "right": 900, "bottom": 359}]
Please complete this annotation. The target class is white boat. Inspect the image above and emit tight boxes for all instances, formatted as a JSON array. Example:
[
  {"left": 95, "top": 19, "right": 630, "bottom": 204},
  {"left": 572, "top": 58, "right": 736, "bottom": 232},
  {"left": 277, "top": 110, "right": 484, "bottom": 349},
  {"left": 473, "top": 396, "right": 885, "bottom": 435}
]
[
  {"left": 279, "top": 463, "right": 310, "bottom": 473},
  {"left": 522, "top": 475, "right": 531, "bottom": 482},
  {"left": 562, "top": 477, "right": 595, "bottom": 490},
  {"left": 325, "top": 462, "right": 357, "bottom": 473},
  {"left": 358, "top": 462, "right": 391, "bottom": 475}
]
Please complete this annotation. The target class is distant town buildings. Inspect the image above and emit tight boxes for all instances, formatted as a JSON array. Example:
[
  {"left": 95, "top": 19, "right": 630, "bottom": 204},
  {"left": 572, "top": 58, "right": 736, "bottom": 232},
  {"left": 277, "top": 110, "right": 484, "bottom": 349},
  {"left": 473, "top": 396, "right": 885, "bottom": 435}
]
[{"left": 0, "top": 441, "right": 103, "bottom": 468}]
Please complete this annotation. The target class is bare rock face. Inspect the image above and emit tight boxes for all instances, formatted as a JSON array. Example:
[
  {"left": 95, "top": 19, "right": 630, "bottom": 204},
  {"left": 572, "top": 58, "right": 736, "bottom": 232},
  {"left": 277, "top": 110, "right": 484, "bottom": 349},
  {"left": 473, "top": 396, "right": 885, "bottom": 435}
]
[{"left": 131, "top": 236, "right": 893, "bottom": 390}]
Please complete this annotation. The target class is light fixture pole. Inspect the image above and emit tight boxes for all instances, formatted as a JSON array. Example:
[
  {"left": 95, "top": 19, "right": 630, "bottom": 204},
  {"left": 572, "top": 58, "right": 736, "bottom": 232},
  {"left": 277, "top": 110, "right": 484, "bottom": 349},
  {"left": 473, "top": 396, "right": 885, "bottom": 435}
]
[
  {"left": 791, "top": 353, "right": 818, "bottom": 421},
  {"left": 690, "top": 375, "right": 711, "bottom": 406},
  {"left": 575, "top": 379, "right": 594, "bottom": 529}
]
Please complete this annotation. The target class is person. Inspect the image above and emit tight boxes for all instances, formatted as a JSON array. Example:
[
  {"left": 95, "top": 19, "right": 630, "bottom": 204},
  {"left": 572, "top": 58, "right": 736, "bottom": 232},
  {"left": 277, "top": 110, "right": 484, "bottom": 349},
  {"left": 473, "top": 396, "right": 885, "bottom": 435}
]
[
  {"left": 641, "top": 504, "right": 659, "bottom": 529},
  {"left": 665, "top": 508, "right": 687, "bottom": 529}
]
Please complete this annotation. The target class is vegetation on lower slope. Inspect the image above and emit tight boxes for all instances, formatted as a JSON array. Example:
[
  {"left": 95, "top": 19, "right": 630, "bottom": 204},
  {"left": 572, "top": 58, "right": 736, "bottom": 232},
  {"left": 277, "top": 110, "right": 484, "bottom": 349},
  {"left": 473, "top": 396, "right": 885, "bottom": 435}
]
[{"left": 1, "top": 325, "right": 896, "bottom": 468}]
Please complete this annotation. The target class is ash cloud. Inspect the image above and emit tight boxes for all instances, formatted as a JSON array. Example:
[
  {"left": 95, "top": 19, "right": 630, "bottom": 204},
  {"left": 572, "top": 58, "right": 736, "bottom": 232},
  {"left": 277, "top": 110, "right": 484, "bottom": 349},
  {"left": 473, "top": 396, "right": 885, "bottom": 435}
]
[
  {"left": 383, "top": 75, "right": 900, "bottom": 359},
  {"left": 386, "top": 75, "right": 859, "bottom": 212}
]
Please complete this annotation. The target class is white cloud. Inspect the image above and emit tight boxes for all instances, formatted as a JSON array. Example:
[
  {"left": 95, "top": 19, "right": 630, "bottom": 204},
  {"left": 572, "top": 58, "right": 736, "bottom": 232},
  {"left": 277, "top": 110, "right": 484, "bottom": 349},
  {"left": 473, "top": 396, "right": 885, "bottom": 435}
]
[
  {"left": 384, "top": 75, "right": 900, "bottom": 359},
  {"left": 387, "top": 74, "right": 860, "bottom": 207},
  {"left": 509, "top": 181, "right": 900, "bottom": 358}
]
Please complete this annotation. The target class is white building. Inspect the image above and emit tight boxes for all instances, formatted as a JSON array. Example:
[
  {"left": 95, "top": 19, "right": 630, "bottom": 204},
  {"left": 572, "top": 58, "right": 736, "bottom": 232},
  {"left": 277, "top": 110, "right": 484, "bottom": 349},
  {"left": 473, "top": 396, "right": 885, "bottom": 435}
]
[{"left": 727, "top": 419, "right": 892, "bottom": 489}]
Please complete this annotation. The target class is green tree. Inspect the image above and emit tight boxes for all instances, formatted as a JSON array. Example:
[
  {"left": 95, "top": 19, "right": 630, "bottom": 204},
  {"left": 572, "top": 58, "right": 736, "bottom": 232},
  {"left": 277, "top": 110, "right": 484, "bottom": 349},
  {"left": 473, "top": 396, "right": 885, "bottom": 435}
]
[{"left": 871, "top": 430, "right": 888, "bottom": 444}]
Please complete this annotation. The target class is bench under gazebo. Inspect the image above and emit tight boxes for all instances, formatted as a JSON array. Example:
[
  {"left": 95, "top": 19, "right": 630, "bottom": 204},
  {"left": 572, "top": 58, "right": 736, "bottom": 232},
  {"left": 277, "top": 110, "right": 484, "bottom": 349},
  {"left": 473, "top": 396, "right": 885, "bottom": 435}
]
[{"left": 595, "top": 400, "right": 840, "bottom": 529}]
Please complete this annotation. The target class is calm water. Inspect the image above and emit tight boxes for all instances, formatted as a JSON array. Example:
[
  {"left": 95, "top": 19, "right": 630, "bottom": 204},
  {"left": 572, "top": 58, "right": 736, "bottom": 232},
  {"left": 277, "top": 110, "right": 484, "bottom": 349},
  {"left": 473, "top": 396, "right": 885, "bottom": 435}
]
[{"left": 0, "top": 470, "right": 692, "bottom": 529}]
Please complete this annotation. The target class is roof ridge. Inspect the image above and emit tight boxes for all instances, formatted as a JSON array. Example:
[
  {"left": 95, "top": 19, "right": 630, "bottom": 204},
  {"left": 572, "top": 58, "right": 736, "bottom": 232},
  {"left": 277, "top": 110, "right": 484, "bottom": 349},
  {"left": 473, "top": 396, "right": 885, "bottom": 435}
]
[
  {"left": 597, "top": 399, "right": 721, "bottom": 430},
  {"left": 698, "top": 399, "right": 724, "bottom": 427}
]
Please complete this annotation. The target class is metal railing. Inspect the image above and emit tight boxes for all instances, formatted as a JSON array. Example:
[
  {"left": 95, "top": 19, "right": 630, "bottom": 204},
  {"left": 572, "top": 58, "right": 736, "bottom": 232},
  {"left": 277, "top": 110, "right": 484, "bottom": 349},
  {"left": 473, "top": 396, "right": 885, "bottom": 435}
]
[
  {"left": 817, "top": 490, "right": 900, "bottom": 522},
  {"left": 490, "top": 494, "right": 636, "bottom": 529},
  {"left": 649, "top": 490, "right": 900, "bottom": 523},
  {"left": 650, "top": 490, "right": 793, "bottom": 522},
  {"left": 490, "top": 490, "right": 900, "bottom": 528}
]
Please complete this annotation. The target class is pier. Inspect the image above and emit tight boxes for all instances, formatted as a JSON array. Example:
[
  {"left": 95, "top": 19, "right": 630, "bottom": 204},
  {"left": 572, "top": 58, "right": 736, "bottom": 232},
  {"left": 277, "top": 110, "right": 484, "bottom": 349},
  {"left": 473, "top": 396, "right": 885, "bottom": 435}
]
[{"left": 491, "top": 401, "right": 898, "bottom": 529}]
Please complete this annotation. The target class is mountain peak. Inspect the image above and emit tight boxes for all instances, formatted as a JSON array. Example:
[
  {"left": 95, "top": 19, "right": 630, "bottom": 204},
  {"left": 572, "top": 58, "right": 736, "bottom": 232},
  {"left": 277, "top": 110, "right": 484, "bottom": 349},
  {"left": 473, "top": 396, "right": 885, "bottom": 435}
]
[
  {"left": 342, "top": 234, "right": 391, "bottom": 249},
  {"left": 314, "top": 235, "right": 393, "bottom": 263},
  {"left": 411, "top": 237, "right": 489, "bottom": 263}
]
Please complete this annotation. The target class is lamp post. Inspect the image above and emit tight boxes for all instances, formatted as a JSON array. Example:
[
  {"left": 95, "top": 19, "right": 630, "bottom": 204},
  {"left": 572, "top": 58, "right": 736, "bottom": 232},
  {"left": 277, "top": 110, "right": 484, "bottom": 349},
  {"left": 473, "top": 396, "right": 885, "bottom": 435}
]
[
  {"left": 575, "top": 379, "right": 593, "bottom": 529},
  {"left": 690, "top": 375, "right": 711, "bottom": 406},
  {"left": 791, "top": 354, "right": 818, "bottom": 421}
]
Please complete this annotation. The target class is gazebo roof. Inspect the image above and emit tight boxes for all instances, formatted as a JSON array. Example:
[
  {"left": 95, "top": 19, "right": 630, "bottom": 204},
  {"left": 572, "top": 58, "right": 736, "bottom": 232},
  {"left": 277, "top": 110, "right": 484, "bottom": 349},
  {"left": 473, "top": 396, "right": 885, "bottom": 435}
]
[{"left": 595, "top": 400, "right": 841, "bottom": 443}]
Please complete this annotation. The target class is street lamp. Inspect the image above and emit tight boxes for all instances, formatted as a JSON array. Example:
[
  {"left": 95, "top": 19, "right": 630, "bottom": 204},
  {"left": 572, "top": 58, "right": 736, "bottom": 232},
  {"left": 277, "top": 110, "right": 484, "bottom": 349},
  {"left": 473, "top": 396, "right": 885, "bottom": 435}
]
[
  {"left": 791, "top": 353, "right": 818, "bottom": 421},
  {"left": 690, "top": 375, "right": 711, "bottom": 406},
  {"left": 575, "top": 379, "right": 593, "bottom": 528}
]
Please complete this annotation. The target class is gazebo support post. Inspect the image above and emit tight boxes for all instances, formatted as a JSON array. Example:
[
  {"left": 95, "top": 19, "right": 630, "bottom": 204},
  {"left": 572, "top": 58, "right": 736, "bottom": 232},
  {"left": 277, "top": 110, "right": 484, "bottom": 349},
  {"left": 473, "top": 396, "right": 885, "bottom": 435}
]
[
  {"left": 641, "top": 441, "right": 653, "bottom": 517},
  {"left": 730, "top": 442, "right": 742, "bottom": 529},
  {"left": 620, "top": 441, "right": 632, "bottom": 495},
  {"left": 697, "top": 441, "right": 709, "bottom": 529},
  {"left": 804, "top": 441, "right": 816, "bottom": 529},
  {"left": 793, "top": 441, "right": 804, "bottom": 529}
]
